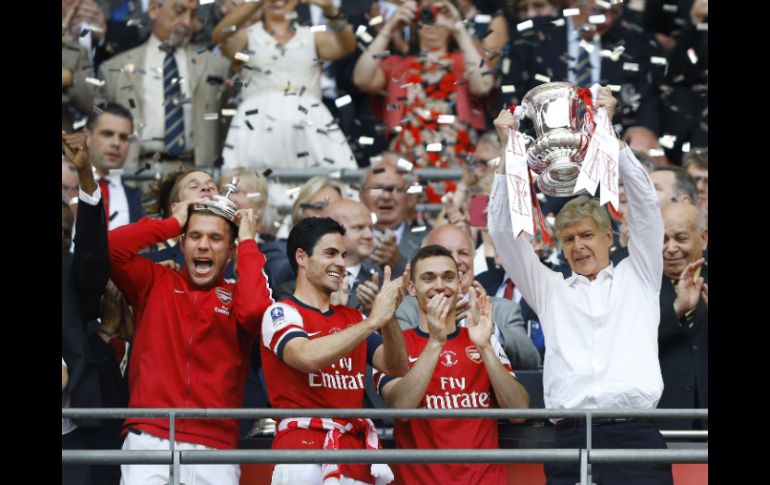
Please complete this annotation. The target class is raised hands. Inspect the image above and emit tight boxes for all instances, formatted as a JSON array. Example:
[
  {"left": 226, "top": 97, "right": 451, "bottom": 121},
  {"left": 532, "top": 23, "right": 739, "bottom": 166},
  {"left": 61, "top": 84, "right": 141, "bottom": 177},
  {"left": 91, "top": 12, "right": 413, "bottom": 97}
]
[
  {"left": 493, "top": 109, "right": 517, "bottom": 147},
  {"left": 370, "top": 233, "right": 400, "bottom": 269},
  {"left": 467, "top": 290, "right": 494, "bottom": 349},
  {"left": 673, "top": 258, "right": 706, "bottom": 319},
  {"left": 426, "top": 292, "right": 452, "bottom": 345},
  {"left": 368, "top": 264, "right": 409, "bottom": 328},
  {"left": 234, "top": 208, "right": 257, "bottom": 241},
  {"left": 355, "top": 271, "right": 380, "bottom": 314}
]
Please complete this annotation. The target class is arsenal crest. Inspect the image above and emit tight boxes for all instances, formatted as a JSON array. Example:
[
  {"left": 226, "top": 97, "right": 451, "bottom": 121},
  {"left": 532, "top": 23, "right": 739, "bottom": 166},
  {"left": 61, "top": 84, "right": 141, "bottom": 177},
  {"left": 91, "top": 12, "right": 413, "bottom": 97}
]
[
  {"left": 465, "top": 345, "right": 482, "bottom": 364},
  {"left": 216, "top": 287, "right": 232, "bottom": 305}
]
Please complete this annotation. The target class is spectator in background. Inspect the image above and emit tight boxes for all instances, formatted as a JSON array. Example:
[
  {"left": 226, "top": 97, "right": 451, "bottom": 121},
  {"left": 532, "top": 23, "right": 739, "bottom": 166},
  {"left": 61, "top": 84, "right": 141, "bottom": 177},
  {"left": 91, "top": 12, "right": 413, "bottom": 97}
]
[
  {"left": 651, "top": 166, "right": 697, "bottom": 207},
  {"left": 62, "top": 159, "right": 81, "bottom": 216},
  {"left": 323, "top": 199, "right": 384, "bottom": 313},
  {"left": 98, "top": 0, "right": 231, "bottom": 173},
  {"left": 290, "top": 176, "right": 344, "bottom": 228},
  {"left": 62, "top": 39, "right": 98, "bottom": 132},
  {"left": 683, "top": 148, "right": 707, "bottom": 216},
  {"left": 622, "top": 126, "right": 670, "bottom": 167},
  {"left": 353, "top": 0, "right": 494, "bottom": 203},
  {"left": 213, "top": 0, "right": 358, "bottom": 173},
  {"left": 657, "top": 202, "right": 707, "bottom": 431},
  {"left": 360, "top": 157, "right": 428, "bottom": 276},
  {"left": 84, "top": 103, "right": 144, "bottom": 229}
]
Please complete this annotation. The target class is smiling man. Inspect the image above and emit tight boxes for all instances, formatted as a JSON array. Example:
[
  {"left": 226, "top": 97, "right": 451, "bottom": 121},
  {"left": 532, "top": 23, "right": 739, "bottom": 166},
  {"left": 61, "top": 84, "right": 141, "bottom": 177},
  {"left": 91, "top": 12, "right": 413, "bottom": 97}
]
[
  {"left": 260, "top": 217, "right": 408, "bottom": 485},
  {"left": 108, "top": 195, "right": 273, "bottom": 485},
  {"left": 488, "top": 87, "right": 673, "bottom": 485}
]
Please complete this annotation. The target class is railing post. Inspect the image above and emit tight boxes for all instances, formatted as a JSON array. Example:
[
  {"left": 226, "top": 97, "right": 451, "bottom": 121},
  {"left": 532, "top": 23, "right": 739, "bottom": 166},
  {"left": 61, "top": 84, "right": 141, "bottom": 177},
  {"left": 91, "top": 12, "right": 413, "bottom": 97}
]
[{"left": 169, "top": 411, "right": 181, "bottom": 485}]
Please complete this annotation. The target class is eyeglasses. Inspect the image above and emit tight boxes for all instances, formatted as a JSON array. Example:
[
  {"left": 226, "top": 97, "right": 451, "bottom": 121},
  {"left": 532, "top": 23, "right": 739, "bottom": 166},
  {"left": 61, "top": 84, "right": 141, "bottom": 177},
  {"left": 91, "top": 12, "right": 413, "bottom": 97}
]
[
  {"left": 363, "top": 185, "right": 409, "bottom": 195},
  {"left": 300, "top": 196, "right": 331, "bottom": 211}
]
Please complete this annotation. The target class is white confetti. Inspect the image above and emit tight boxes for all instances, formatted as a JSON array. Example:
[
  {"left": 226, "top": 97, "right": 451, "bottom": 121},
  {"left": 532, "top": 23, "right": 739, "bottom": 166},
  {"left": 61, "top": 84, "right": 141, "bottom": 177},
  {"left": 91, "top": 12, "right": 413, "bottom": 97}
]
[
  {"left": 474, "top": 14, "right": 492, "bottom": 24},
  {"left": 622, "top": 63, "right": 639, "bottom": 72},
  {"left": 658, "top": 134, "right": 677, "bottom": 149},
  {"left": 221, "top": 109, "right": 237, "bottom": 117},
  {"left": 199, "top": 0, "right": 215, "bottom": 5},
  {"left": 437, "top": 114, "right": 456, "bottom": 124},
  {"left": 358, "top": 136, "right": 374, "bottom": 145},
  {"left": 72, "top": 118, "right": 87, "bottom": 130},
  {"left": 687, "top": 48, "right": 698, "bottom": 64},
  {"left": 407, "top": 185, "right": 423, "bottom": 194},
  {"left": 426, "top": 143, "right": 443, "bottom": 152},
  {"left": 551, "top": 18, "right": 565, "bottom": 26},
  {"left": 329, "top": 170, "right": 342, "bottom": 179},
  {"left": 371, "top": 212, "right": 378, "bottom": 225},
  {"left": 85, "top": 77, "right": 105, "bottom": 87},
  {"left": 334, "top": 95, "right": 352, "bottom": 107},
  {"left": 68, "top": 196, "right": 79, "bottom": 205},
  {"left": 534, "top": 73, "right": 551, "bottom": 83},
  {"left": 501, "top": 85, "right": 516, "bottom": 93},
  {"left": 650, "top": 56, "right": 667, "bottom": 66},
  {"left": 310, "top": 25, "right": 327, "bottom": 33},
  {"left": 579, "top": 40, "right": 595, "bottom": 54},
  {"left": 662, "top": 4, "right": 678, "bottom": 12},
  {"left": 595, "top": 0, "right": 611, "bottom": 9},
  {"left": 563, "top": 8, "right": 579, "bottom": 17},
  {"left": 204, "top": 113, "right": 219, "bottom": 120},
  {"left": 356, "top": 25, "right": 373, "bottom": 43},
  {"left": 589, "top": 14, "right": 606, "bottom": 24},
  {"left": 397, "top": 158, "right": 414, "bottom": 171},
  {"left": 234, "top": 52, "right": 250, "bottom": 62},
  {"left": 696, "top": 23, "right": 708, "bottom": 31},
  {"left": 411, "top": 226, "right": 427, "bottom": 233},
  {"left": 369, "top": 15, "right": 384, "bottom": 26},
  {"left": 682, "top": 142, "right": 691, "bottom": 153},
  {"left": 517, "top": 19, "right": 534, "bottom": 31},
  {"left": 607, "top": 84, "right": 621, "bottom": 92},
  {"left": 286, "top": 187, "right": 301, "bottom": 198},
  {"left": 502, "top": 57, "right": 511, "bottom": 74},
  {"left": 649, "top": 148, "right": 665, "bottom": 157}
]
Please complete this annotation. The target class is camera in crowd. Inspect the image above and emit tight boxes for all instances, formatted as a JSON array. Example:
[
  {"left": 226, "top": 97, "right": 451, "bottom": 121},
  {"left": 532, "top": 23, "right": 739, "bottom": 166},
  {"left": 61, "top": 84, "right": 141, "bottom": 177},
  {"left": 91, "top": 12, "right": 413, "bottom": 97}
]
[{"left": 416, "top": 4, "right": 439, "bottom": 25}]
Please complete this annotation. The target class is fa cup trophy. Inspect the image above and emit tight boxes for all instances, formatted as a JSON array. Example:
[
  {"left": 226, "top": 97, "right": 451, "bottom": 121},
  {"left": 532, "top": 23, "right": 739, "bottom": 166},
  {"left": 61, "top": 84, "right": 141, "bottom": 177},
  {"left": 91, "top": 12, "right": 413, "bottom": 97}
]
[{"left": 522, "top": 82, "right": 591, "bottom": 197}]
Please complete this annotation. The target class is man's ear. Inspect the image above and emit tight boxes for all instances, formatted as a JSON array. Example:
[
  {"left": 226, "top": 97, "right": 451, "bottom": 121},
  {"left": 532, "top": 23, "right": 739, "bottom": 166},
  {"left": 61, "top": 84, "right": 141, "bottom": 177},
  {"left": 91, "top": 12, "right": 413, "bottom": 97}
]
[
  {"left": 296, "top": 248, "right": 308, "bottom": 271},
  {"left": 407, "top": 280, "right": 417, "bottom": 297}
]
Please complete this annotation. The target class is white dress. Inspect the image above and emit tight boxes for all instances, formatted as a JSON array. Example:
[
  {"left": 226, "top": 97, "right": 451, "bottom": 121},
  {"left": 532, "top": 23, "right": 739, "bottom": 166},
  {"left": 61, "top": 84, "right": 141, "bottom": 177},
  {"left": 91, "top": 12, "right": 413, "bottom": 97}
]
[{"left": 222, "top": 23, "right": 356, "bottom": 173}]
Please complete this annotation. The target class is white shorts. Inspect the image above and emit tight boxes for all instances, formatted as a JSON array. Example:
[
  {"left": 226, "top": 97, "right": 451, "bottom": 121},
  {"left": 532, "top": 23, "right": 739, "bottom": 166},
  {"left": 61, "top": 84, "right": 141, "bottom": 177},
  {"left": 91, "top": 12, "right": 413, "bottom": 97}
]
[
  {"left": 120, "top": 429, "right": 240, "bottom": 485},
  {"left": 271, "top": 464, "right": 371, "bottom": 485}
]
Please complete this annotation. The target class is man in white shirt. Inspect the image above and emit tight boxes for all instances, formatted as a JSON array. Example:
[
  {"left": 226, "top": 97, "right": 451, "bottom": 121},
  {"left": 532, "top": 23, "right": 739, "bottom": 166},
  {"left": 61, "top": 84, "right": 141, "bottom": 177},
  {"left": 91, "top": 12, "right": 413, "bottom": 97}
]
[
  {"left": 488, "top": 87, "right": 673, "bottom": 485},
  {"left": 85, "top": 102, "right": 144, "bottom": 229}
]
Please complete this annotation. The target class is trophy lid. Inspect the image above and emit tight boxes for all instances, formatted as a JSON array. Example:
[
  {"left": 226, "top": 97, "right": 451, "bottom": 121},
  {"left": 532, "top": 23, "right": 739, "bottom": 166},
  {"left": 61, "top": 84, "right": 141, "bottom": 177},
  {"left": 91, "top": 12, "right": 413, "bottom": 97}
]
[{"left": 192, "top": 177, "right": 239, "bottom": 223}]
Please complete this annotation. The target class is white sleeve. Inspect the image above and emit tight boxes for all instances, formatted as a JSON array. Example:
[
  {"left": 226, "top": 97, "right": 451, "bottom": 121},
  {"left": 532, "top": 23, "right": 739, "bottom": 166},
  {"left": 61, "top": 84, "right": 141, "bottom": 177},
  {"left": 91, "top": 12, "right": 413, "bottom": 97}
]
[
  {"left": 491, "top": 334, "right": 515, "bottom": 377},
  {"left": 261, "top": 303, "right": 307, "bottom": 358}
]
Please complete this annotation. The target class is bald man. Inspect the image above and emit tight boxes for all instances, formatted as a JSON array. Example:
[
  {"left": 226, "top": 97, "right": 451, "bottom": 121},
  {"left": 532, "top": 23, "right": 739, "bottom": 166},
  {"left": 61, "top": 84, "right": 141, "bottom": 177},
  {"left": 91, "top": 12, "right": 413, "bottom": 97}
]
[
  {"left": 323, "top": 199, "right": 384, "bottom": 311},
  {"left": 623, "top": 126, "right": 670, "bottom": 167},
  {"left": 657, "top": 202, "right": 708, "bottom": 431},
  {"left": 395, "top": 225, "right": 541, "bottom": 370}
]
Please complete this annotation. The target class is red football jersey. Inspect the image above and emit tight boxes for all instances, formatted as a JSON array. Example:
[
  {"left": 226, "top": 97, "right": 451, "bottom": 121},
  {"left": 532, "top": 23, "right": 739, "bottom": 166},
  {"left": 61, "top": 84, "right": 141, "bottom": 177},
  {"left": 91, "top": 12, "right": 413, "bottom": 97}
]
[
  {"left": 377, "top": 327, "right": 513, "bottom": 485},
  {"left": 261, "top": 296, "right": 381, "bottom": 416}
]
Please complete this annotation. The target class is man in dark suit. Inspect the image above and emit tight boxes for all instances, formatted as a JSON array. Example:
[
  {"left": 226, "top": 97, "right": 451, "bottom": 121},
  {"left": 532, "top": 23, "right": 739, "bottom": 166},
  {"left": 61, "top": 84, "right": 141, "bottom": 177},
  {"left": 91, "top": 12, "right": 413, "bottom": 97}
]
[
  {"left": 657, "top": 202, "right": 707, "bottom": 430},
  {"left": 323, "top": 198, "right": 384, "bottom": 312},
  {"left": 360, "top": 155, "right": 429, "bottom": 276},
  {"left": 62, "top": 131, "right": 128, "bottom": 485},
  {"left": 500, "top": 0, "right": 664, "bottom": 134},
  {"left": 84, "top": 102, "right": 144, "bottom": 229}
]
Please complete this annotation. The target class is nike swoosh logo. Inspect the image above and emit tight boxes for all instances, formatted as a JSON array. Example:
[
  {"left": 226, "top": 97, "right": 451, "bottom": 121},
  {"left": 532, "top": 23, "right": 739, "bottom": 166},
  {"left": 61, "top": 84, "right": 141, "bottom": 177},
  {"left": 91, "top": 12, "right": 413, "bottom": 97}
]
[
  {"left": 174, "top": 289, "right": 184, "bottom": 294},
  {"left": 307, "top": 331, "right": 322, "bottom": 337},
  {"left": 408, "top": 356, "right": 419, "bottom": 363}
]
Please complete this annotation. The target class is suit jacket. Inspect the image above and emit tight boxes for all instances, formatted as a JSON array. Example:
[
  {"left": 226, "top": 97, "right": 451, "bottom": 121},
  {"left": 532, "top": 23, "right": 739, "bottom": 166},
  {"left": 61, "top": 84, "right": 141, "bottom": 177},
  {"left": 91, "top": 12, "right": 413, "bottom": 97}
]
[
  {"left": 98, "top": 41, "right": 231, "bottom": 171},
  {"left": 295, "top": 0, "right": 375, "bottom": 24},
  {"left": 657, "top": 266, "right": 708, "bottom": 430},
  {"left": 62, "top": 41, "right": 98, "bottom": 131},
  {"left": 501, "top": 16, "right": 663, "bottom": 133},
  {"left": 395, "top": 295, "right": 541, "bottom": 370},
  {"left": 392, "top": 224, "right": 429, "bottom": 276},
  {"left": 346, "top": 260, "right": 383, "bottom": 310},
  {"left": 124, "top": 183, "right": 144, "bottom": 223},
  {"left": 62, "top": 197, "right": 128, "bottom": 426}
]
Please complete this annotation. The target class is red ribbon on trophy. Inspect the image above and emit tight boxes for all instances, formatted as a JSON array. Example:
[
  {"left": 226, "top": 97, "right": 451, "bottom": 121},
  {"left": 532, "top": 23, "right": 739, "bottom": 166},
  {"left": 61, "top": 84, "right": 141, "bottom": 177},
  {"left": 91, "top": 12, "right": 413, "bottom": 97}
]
[{"left": 573, "top": 85, "right": 619, "bottom": 210}]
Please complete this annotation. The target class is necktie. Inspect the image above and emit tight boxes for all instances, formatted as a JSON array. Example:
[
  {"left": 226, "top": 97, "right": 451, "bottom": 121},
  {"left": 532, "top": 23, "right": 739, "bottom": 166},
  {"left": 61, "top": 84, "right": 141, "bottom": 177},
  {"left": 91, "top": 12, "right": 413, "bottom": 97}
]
[
  {"left": 163, "top": 50, "right": 184, "bottom": 157},
  {"left": 98, "top": 177, "right": 111, "bottom": 222},
  {"left": 347, "top": 270, "right": 354, "bottom": 289},
  {"left": 503, "top": 278, "right": 515, "bottom": 300},
  {"left": 574, "top": 46, "right": 592, "bottom": 87}
]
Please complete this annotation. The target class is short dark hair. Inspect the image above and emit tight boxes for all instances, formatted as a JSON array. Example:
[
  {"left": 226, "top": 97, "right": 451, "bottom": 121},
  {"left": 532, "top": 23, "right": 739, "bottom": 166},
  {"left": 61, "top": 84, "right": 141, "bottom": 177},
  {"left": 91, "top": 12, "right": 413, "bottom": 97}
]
[
  {"left": 682, "top": 148, "right": 708, "bottom": 170},
  {"left": 409, "top": 244, "right": 458, "bottom": 281},
  {"left": 286, "top": 217, "right": 346, "bottom": 275},
  {"left": 87, "top": 102, "right": 134, "bottom": 131},
  {"left": 653, "top": 166, "right": 698, "bottom": 203}
]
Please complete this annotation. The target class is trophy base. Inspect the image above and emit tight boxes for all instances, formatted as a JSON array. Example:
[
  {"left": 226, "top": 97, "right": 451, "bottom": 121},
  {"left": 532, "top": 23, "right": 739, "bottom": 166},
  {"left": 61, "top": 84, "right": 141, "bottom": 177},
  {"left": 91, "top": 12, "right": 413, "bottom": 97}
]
[{"left": 538, "top": 158, "right": 580, "bottom": 197}]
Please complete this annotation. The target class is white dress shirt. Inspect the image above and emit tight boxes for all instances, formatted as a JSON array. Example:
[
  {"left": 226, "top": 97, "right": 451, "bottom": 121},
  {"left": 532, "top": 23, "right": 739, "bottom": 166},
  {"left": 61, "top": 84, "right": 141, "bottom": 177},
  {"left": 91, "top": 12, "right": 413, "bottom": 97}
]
[
  {"left": 488, "top": 146, "right": 664, "bottom": 413},
  {"left": 142, "top": 35, "right": 194, "bottom": 154},
  {"left": 373, "top": 221, "right": 406, "bottom": 244},
  {"left": 346, "top": 263, "right": 362, "bottom": 289}
]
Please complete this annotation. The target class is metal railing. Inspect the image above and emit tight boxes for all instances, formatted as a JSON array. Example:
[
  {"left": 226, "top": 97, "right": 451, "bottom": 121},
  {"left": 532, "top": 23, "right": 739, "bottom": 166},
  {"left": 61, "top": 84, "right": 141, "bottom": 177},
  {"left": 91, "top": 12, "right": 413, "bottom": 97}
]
[{"left": 62, "top": 408, "right": 707, "bottom": 485}]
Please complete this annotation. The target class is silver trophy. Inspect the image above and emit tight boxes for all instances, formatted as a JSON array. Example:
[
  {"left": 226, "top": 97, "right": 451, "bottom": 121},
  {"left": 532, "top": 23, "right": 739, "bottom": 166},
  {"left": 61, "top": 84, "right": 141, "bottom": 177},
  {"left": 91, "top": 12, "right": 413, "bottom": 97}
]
[
  {"left": 193, "top": 177, "right": 239, "bottom": 222},
  {"left": 522, "top": 82, "right": 591, "bottom": 197}
]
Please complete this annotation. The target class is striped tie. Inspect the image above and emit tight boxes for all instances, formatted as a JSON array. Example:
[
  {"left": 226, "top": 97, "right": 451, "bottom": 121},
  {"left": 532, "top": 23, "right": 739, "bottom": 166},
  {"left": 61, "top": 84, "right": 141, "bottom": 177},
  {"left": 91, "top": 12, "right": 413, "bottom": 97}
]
[
  {"left": 574, "top": 46, "right": 592, "bottom": 87},
  {"left": 163, "top": 50, "right": 184, "bottom": 157}
]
